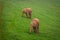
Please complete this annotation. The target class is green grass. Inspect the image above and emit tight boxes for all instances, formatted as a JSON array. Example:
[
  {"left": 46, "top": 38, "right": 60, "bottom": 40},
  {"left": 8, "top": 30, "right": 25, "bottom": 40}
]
[{"left": 1, "top": 0, "right": 60, "bottom": 40}]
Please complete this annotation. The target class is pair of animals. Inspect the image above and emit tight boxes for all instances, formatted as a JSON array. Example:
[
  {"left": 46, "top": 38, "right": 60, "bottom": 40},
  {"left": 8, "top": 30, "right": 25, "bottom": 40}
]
[{"left": 22, "top": 8, "right": 39, "bottom": 33}]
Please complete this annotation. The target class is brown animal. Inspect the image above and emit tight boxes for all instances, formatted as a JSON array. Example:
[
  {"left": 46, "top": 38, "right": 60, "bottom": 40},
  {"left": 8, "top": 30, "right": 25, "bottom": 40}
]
[
  {"left": 30, "top": 18, "right": 39, "bottom": 33},
  {"left": 22, "top": 8, "right": 32, "bottom": 18}
]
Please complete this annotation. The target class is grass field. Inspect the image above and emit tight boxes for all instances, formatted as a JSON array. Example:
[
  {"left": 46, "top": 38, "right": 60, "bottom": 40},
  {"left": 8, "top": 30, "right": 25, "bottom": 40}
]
[{"left": 1, "top": 0, "right": 60, "bottom": 40}]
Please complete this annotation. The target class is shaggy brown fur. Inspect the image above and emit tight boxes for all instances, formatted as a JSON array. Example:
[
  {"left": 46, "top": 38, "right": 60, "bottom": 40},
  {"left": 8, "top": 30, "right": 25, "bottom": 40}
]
[
  {"left": 22, "top": 8, "right": 32, "bottom": 18},
  {"left": 30, "top": 18, "right": 39, "bottom": 33}
]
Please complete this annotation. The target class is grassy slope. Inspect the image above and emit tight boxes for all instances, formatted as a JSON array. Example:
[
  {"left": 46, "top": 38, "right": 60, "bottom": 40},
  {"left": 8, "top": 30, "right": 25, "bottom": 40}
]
[{"left": 1, "top": 0, "right": 60, "bottom": 40}]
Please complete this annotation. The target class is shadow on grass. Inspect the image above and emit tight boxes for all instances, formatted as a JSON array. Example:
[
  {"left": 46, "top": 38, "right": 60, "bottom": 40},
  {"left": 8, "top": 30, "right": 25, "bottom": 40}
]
[{"left": 27, "top": 31, "right": 47, "bottom": 35}]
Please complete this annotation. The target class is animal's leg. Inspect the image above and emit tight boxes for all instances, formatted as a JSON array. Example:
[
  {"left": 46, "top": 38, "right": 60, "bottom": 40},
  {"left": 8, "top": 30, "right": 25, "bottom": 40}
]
[
  {"left": 26, "top": 12, "right": 29, "bottom": 18},
  {"left": 35, "top": 25, "right": 39, "bottom": 33},
  {"left": 29, "top": 13, "right": 31, "bottom": 18},
  {"left": 30, "top": 25, "right": 33, "bottom": 33},
  {"left": 36, "top": 25, "right": 39, "bottom": 33}
]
